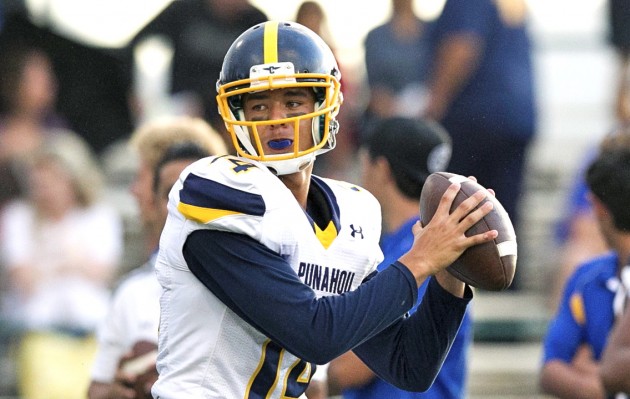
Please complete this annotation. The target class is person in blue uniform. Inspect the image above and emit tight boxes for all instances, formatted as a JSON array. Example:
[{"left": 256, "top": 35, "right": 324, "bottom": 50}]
[
  {"left": 540, "top": 143, "right": 630, "bottom": 399},
  {"left": 152, "top": 21, "right": 499, "bottom": 398},
  {"left": 424, "top": 0, "right": 536, "bottom": 252},
  {"left": 328, "top": 117, "right": 472, "bottom": 399}
]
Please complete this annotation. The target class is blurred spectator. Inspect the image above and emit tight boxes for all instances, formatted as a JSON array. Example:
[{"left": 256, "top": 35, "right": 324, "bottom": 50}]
[
  {"left": 87, "top": 117, "right": 226, "bottom": 399},
  {"left": 127, "top": 116, "right": 228, "bottom": 258},
  {"left": 361, "top": 0, "right": 432, "bottom": 138},
  {"left": 0, "top": 133, "right": 123, "bottom": 399},
  {"left": 0, "top": 44, "right": 69, "bottom": 208},
  {"left": 547, "top": 0, "right": 630, "bottom": 309},
  {"left": 539, "top": 142, "right": 630, "bottom": 399},
  {"left": 328, "top": 117, "right": 472, "bottom": 399},
  {"left": 295, "top": 1, "right": 334, "bottom": 46},
  {"left": 550, "top": 128, "right": 630, "bottom": 310},
  {"left": 129, "top": 0, "right": 268, "bottom": 146},
  {"left": 609, "top": 0, "right": 630, "bottom": 124},
  {"left": 423, "top": 0, "right": 536, "bottom": 249},
  {"left": 550, "top": 150, "right": 608, "bottom": 310},
  {"left": 0, "top": 14, "right": 135, "bottom": 155},
  {"left": 295, "top": 1, "right": 359, "bottom": 181}
]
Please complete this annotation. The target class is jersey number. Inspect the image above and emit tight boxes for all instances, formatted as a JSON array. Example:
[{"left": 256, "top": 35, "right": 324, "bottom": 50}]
[
  {"left": 246, "top": 340, "right": 314, "bottom": 399},
  {"left": 228, "top": 157, "right": 257, "bottom": 174}
]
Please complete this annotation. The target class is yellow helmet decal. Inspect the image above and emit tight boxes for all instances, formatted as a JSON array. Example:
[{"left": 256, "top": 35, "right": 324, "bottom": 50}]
[{"left": 263, "top": 21, "right": 279, "bottom": 64}]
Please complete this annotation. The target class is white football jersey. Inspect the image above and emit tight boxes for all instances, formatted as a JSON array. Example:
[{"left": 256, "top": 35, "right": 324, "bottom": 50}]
[{"left": 153, "top": 155, "right": 383, "bottom": 399}]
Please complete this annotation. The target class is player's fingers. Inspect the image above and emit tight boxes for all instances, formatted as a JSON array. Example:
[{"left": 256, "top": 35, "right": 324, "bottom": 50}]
[
  {"left": 435, "top": 182, "right": 460, "bottom": 217},
  {"left": 411, "top": 220, "right": 423, "bottom": 236},
  {"left": 458, "top": 200, "right": 499, "bottom": 246},
  {"left": 466, "top": 228, "right": 498, "bottom": 246},
  {"left": 465, "top": 175, "right": 495, "bottom": 199},
  {"left": 449, "top": 189, "right": 488, "bottom": 223},
  {"left": 457, "top": 199, "right": 494, "bottom": 232}
]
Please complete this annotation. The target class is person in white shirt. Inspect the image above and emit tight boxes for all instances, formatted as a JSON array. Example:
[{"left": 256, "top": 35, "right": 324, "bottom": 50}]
[
  {"left": 88, "top": 117, "right": 227, "bottom": 399},
  {"left": 0, "top": 132, "right": 123, "bottom": 399}
]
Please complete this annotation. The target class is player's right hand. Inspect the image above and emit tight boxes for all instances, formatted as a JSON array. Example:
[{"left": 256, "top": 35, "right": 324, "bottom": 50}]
[{"left": 398, "top": 183, "right": 497, "bottom": 287}]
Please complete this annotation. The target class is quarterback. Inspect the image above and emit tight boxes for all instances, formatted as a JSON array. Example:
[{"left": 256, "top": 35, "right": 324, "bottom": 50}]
[{"left": 152, "top": 21, "right": 497, "bottom": 398}]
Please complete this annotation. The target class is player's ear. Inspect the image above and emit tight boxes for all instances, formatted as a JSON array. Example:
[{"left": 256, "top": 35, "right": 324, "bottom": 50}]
[
  {"left": 374, "top": 156, "right": 395, "bottom": 183},
  {"left": 588, "top": 192, "right": 609, "bottom": 222}
]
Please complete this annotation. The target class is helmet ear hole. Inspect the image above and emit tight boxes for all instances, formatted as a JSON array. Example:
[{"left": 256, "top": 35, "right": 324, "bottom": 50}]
[
  {"left": 313, "top": 87, "right": 326, "bottom": 103},
  {"left": 228, "top": 95, "right": 242, "bottom": 110}
]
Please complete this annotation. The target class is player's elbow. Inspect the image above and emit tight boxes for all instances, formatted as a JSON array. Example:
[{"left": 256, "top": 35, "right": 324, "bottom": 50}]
[
  {"left": 288, "top": 340, "right": 354, "bottom": 365},
  {"left": 297, "top": 348, "right": 341, "bottom": 365},
  {"left": 393, "top": 380, "right": 432, "bottom": 393},
  {"left": 387, "top": 375, "right": 434, "bottom": 392},
  {"left": 380, "top": 364, "right": 437, "bottom": 392}
]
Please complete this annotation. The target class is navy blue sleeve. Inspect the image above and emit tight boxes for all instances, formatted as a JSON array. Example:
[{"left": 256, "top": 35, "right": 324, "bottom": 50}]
[
  {"left": 183, "top": 229, "right": 419, "bottom": 365},
  {"left": 352, "top": 276, "right": 472, "bottom": 391}
]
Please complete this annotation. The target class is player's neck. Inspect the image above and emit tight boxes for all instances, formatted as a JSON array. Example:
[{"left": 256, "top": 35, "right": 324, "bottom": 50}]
[
  {"left": 279, "top": 166, "right": 313, "bottom": 210},
  {"left": 616, "top": 234, "right": 630, "bottom": 271},
  {"left": 383, "top": 196, "right": 419, "bottom": 234}
]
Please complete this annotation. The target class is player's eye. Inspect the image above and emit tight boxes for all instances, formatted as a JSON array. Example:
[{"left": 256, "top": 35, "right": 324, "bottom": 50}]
[
  {"left": 286, "top": 100, "right": 302, "bottom": 109},
  {"left": 250, "top": 103, "right": 267, "bottom": 112}
]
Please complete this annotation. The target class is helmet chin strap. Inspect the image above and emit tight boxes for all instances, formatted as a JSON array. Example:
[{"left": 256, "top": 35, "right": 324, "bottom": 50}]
[
  {"left": 263, "top": 153, "right": 317, "bottom": 176},
  {"left": 234, "top": 109, "right": 259, "bottom": 156}
]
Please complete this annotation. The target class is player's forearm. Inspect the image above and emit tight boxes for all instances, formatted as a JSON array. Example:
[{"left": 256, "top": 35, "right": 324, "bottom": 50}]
[
  {"left": 352, "top": 277, "right": 470, "bottom": 391},
  {"left": 540, "top": 361, "right": 606, "bottom": 399},
  {"left": 184, "top": 230, "right": 419, "bottom": 364}
]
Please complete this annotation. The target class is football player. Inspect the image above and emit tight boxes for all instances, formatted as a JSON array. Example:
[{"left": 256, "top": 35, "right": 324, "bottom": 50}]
[
  {"left": 152, "top": 21, "right": 497, "bottom": 398},
  {"left": 540, "top": 144, "right": 630, "bottom": 399}
]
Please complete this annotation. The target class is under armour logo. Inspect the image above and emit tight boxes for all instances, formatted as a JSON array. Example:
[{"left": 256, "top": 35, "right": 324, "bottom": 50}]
[
  {"left": 350, "top": 224, "right": 364, "bottom": 239},
  {"left": 263, "top": 65, "right": 282, "bottom": 74}
]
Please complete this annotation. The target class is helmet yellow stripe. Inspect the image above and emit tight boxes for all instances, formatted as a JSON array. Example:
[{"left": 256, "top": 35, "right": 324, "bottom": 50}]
[{"left": 263, "top": 21, "right": 279, "bottom": 64}]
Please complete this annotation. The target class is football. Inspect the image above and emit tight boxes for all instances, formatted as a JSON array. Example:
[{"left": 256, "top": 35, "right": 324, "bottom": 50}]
[
  {"left": 419, "top": 172, "right": 517, "bottom": 291},
  {"left": 119, "top": 340, "right": 158, "bottom": 399}
]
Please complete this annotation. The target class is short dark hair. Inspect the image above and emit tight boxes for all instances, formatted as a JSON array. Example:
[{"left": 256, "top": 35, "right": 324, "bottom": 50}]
[
  {"left": 586, "top": 148, "right": 630, "bottom": 231},
  {"left": 363, "top": 117, "right": 451, "bottom": 200},
  {"left": 152, "top": 142, "right": 210, "bottom": 196}
]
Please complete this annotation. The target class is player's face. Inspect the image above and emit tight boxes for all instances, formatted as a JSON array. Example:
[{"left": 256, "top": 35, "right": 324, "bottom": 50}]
[
  {"left": 131, "top": 160, "right": 160, "bottom": 229},
  {"left": 155, "top": 158, "right": 196, "bottom": 231},
  {"left": 241, "top": 88, "right": 316, "bottom": 155},
  {"left": 359, "top": 149, "right": 382, "bottom": 199},
  {"left": 28, "top": 158, "right": 76, "bottom": 216}
]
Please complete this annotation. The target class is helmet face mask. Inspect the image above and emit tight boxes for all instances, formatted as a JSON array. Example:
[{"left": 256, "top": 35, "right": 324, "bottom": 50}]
[{"left": 216, "top": 21, "right": 342, "bottom": 175}]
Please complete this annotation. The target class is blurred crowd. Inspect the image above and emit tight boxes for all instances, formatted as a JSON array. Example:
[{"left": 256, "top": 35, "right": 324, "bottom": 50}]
[{"left": 0, "top": 0, "right": 628, "bottom": 398}]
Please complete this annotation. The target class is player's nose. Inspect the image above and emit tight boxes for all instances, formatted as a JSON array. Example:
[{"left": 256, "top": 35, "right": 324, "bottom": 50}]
[{"left": 267, "top": 102, "right": 288, "bottom": 125}]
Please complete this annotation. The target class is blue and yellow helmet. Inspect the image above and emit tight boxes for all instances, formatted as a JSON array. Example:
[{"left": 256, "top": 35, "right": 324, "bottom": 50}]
[{"left": 216, "top": 21, "right": 342, "bottom": 175}]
